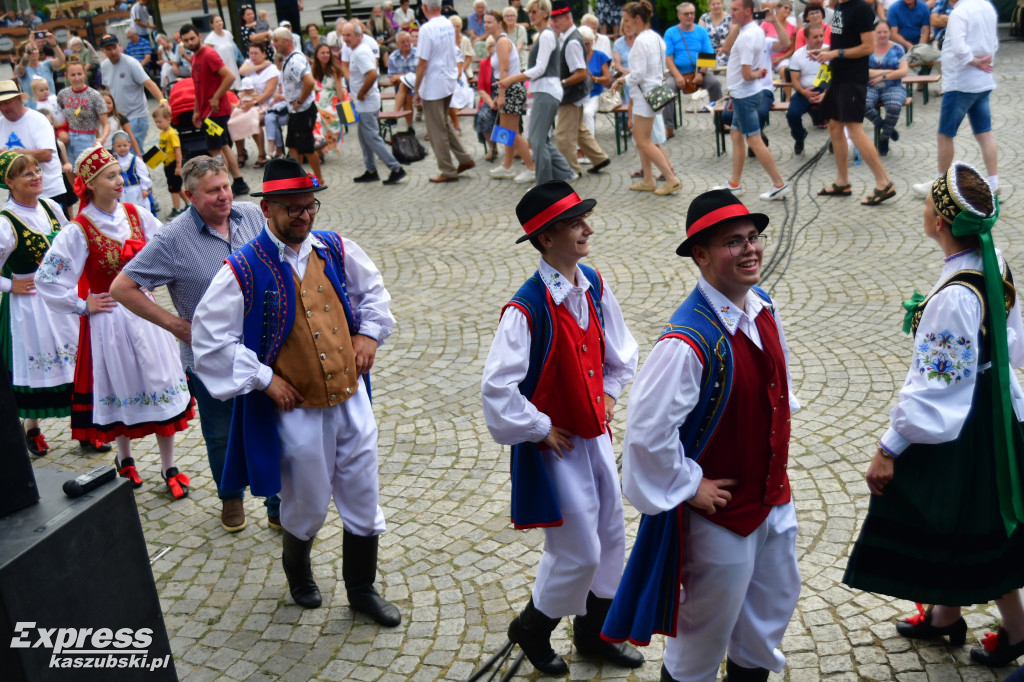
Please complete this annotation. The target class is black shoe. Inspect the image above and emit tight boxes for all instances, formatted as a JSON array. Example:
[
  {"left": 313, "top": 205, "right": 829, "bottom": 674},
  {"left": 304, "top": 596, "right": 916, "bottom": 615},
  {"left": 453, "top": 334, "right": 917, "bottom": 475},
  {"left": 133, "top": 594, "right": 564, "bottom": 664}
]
[
  {"left": 895, "top": 608, "right": 967, "bottom": 646},
  {"left": 342, "top": 530, "right": 401, "bottom": 626},
  {"left": 970, "top": 628, "right": 1024, "bottom": 667},
  {"left": 878, "top": 137, "right": 890, "bottom": 157},
  {"left": 723, "top": 657, "right": 770, "bottom": 682},
  {"left": 25, "top": 428, "right": 49, "bottom": 456},
  {"left": 794, "top": 138, "right": 804, "bottom": 155},
  {"left": 382, "top": 167, "right": 407, "bottom": 185},
  {"left": 588, "top": 158, "right": 611, "bottom": 174},
  {"left": 572, "top": 592, "right": 643, "bottom": 668},
  {"left": 353, "top": 170, "right": 380, "bottom": 183},
  {"left": 80, "top": 439, "right": 112, "bottom": 453},
  {"left": 231, "top": 178, "right": 250, "bottom": 197},
  {"left": 890, "top": 128, "right": 900, "bottom": 142},
  {"left": 282, "top": 531, "right": 322, "bottom": 608},
  {"left": 507, "top": 599, "right": 568, "bottom": 675},
  {"left": 115, "top": 455, "right": 143, "bottom": 488}
]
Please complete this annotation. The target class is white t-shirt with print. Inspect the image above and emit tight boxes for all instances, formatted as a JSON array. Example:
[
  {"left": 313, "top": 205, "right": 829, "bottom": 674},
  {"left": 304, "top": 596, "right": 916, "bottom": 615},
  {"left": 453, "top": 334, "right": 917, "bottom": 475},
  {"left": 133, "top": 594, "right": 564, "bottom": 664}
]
[
  {"left": 0, "top": 108, "right": 63, "bottom": 198},
  {"left": 416, "top": 15, "right": 458, "bottom": 100}
]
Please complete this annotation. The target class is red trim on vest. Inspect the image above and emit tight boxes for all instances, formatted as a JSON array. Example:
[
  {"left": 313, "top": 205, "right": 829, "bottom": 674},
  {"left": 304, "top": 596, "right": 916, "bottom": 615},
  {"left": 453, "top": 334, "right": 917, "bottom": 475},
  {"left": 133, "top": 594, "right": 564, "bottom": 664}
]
[
  {"left": 530, "top": 292, "right": 606, "bottom": 445},
  {"left": 522, "top": 193, "right": 582, "bottom": 238},
  {"left": 694, "top": 308, "right": 791, "bottom": 536},
  {"left": 687, "top": 204, "right": 752, "bottom": 240},
  {"left": 661, "top": 332, "right": 706, "bottom": 366}
]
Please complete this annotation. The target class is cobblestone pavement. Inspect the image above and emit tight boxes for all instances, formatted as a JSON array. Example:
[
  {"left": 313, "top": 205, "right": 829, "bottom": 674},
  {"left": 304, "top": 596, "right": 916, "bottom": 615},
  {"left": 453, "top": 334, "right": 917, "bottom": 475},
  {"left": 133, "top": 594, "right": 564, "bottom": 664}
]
[{"left": 24, "top": 27, "right": 1024, "bottom": 682}]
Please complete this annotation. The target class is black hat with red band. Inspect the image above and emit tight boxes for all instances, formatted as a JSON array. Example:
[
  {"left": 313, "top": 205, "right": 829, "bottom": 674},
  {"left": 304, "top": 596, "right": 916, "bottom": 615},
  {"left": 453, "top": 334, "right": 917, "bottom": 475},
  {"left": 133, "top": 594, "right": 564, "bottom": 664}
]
[
  {"left": 515, "top": 180, "right": 596, "bottom": 244},
  {"left": 676, "top": 189, "right": 770, "bottom": 257},
  {"left": 250, "top": 158, "right": 328, "bottom": 197},
  {"left": 550, "top": 0, "right": 571, "bottom": 16}
]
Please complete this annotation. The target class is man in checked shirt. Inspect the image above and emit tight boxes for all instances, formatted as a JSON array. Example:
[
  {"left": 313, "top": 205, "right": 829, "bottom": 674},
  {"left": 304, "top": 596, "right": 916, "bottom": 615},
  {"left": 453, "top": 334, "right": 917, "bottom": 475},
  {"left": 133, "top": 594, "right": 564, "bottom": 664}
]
[{"left": 109, "top": 155, "right": 280, "bottom": 533}]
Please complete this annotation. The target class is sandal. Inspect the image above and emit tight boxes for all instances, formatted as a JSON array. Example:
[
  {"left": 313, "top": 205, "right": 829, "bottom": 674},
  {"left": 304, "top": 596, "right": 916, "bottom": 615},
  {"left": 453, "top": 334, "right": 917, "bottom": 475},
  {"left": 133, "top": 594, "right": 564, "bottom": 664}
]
[
  {"left": 253, "top": 156, "right": 268, "bottom": 169},
  {"left": 237, "top": 150, "right": 248, "bottom": 167},
  {"left": 817, "top": 183, "right": 852, "bottom": 196},
  {"left": 862, "top": 181, "right": 896, "bottom": 206}
]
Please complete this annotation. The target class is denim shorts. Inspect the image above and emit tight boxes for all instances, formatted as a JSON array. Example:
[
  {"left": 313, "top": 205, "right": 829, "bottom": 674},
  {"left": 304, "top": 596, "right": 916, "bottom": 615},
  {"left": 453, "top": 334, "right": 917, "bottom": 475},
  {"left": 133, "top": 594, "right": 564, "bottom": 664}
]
[
  {"left": 938, "top": 90, "right": 992, "bottom": 138},
  {"left": 731, "top": 93, "right": 761, "bottom": 138}
]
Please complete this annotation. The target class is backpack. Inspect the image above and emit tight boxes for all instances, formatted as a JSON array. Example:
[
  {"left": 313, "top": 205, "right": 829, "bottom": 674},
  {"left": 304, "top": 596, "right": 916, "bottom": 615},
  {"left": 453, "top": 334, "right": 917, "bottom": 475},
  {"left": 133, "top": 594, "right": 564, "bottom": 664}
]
[{"left": 390, "top": 130, "right": 426, "bottom": 164}]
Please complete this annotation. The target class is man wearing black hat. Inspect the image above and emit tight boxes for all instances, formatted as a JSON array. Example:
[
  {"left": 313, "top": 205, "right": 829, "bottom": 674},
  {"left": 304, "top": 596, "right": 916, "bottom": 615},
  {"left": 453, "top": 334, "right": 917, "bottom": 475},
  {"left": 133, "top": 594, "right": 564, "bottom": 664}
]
[
  {"left": 191, "top": 158, "right": 401, "bottom": 627},
  {"left": 481, "top": 181, "right": 642, "bottom": 674},
  {"left": 601, "top": 189, "right": 801, "bottom": 682}
]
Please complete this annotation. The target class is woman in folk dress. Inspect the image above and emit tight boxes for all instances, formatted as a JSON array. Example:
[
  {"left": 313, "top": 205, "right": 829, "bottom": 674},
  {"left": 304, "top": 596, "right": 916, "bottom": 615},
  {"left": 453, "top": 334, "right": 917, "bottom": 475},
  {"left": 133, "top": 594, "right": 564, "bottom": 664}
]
[{"left": 35, "top": 146, "right": 194, "bottom": 499}]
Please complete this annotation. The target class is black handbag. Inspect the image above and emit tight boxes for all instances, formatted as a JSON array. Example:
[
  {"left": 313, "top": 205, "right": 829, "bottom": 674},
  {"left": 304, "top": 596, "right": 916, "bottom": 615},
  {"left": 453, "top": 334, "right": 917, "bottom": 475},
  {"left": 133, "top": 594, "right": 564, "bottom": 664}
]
[{"left": 391, "top": 130, "right": 426, "bottom": 164}]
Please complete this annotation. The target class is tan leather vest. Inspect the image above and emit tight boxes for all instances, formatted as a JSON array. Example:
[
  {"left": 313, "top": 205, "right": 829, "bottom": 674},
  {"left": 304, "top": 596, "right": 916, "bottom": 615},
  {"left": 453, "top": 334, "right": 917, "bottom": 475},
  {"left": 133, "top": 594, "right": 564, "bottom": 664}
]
[{"left": 272, "top": 252, "right": 360, "bottom": 408}]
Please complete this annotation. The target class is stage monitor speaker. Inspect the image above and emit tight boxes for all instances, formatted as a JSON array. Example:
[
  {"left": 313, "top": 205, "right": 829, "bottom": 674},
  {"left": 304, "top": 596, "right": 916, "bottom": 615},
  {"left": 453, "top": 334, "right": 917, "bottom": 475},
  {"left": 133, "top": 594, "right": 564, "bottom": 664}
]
[
  {"left": 0, "top": 346, "right": 39, "bottom": 517},
  {"left": 0, "top": 468, "right": 177, "bottom": 681}
]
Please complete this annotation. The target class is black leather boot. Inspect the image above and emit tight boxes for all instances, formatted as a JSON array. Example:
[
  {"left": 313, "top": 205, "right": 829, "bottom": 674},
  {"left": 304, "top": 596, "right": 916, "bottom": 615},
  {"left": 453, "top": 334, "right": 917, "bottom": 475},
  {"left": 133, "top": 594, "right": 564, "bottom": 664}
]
[
  {"left": 281, "top": 531, "right": 321, "bottom": 608},
  {"left": 342, "top": 530, "right": 401, "bottom": 627},
  {"left": 507, "top": 598, "right": 569, "bottom": 675},
  {"left": 572, "top": 591, "right": 644, "bottom": 668},
  {"left": 722, "top": 657, "right": 770, "bottom": 682}
]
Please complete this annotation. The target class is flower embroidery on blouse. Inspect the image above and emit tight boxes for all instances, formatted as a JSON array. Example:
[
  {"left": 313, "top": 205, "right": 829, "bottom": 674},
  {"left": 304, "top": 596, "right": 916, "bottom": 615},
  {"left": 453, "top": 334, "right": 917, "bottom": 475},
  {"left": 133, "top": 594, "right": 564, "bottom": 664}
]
[
  {"left": 98, "top": 377, "right": 189, "bottom": 409},
  {"left": 546, "top": 271, "right": 565, "bottom": 290},
  {"left": 720, "top": 305, "right": 730, "bottom": 315},
  {"left": 26, "top": 344, "right": 77, "bottom": 373},
  {"left": 914, "top": 328, "right": 975, "bottom": 385},
  {"left": 36, "top": 253, "right": 72, "bottom": 283}
]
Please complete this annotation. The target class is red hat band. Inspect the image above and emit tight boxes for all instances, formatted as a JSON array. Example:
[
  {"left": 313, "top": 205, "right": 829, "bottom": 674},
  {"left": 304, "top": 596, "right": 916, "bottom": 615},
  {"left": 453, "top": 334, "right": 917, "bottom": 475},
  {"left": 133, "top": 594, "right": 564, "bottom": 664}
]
[
  {"left": 260, "top": 175, "right": 320, "bottom": 193},
  {"left": 522, "top": 193, "right": 582, "bottom": 238},
  {"left": 687, "top": 204, "right": 753, "bottom": 241}
]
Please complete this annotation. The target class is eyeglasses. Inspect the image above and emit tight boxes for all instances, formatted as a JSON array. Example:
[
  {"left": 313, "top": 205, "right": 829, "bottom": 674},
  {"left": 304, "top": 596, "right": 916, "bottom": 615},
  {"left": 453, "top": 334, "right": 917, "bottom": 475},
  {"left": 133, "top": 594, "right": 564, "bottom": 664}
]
[
  {"left": 265, "top": 198, "right": 321, "bottom": 218},
  {"left": 710, "top": 234, "right": 769, "bottom": 256},
  {"left": 18, "top": 168, "right": 43, "bottom": 179}
]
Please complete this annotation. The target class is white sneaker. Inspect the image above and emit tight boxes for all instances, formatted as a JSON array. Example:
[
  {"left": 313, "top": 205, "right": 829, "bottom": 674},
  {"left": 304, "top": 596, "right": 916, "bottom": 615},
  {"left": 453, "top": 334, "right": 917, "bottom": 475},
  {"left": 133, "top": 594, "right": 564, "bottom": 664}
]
[
  {"left": 911, "top": 181, "right": 931, "bottom": 197},
  {"left": 579, "top": 156, "right": 592, "bottom": 165},
  {"left": 760, "top": 184, "right": 791, "bottom": 201},
  {"left": 713, "top": 182, "right": 744, "bottom": 196},
  {"left": 489, "top": 166, "right": 516, "bottom": 179},
  {"left": 513, "top": 170, "right": 535, "bottom": 184},
  {"left": 565, "top": 171, "right": 580, "bottom": 182}
]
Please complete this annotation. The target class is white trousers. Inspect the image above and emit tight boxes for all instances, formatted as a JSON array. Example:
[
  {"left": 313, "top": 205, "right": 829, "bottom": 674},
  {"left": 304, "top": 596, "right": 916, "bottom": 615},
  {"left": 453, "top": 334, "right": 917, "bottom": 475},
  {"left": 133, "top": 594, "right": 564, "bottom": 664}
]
[
  {"left": 276, "top": 378, "right": 387, "bottom": 541},
  {"left": 664, "top": 502, "right": 800, "bottom": 682},
  {"left": 532, "top": 433, "right": 627, "bottom": 618}
]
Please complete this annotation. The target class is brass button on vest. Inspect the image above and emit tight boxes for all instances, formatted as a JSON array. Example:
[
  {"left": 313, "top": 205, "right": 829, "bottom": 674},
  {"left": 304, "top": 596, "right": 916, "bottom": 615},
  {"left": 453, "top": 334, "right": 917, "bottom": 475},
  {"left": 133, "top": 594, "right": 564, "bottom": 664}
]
[
  {"left": 324, "top": 305, "right": 330, "bottom": 312},
  {"left": 306, "top": 310, "right": 313, "bottom": 318}
]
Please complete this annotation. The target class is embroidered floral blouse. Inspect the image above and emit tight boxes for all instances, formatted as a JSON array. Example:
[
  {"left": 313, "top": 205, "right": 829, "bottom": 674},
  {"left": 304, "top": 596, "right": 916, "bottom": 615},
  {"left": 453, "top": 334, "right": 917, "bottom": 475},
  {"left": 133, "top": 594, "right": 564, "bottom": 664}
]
[{"left": 880, "top": 249, "right": 1024, "bottom": 456}]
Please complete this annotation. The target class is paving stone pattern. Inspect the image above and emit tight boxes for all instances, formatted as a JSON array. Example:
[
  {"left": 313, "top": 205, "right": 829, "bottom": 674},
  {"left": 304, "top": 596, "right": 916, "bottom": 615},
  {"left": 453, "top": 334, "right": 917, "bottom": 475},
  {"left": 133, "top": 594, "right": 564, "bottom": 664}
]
[{"left": 24, "top": 28, "right": 1024, "bottom": 682}]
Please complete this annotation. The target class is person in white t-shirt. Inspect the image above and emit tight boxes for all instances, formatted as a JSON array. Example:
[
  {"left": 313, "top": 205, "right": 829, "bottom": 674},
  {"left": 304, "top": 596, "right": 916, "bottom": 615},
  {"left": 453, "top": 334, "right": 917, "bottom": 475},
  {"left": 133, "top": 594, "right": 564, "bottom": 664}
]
[
  {"left": 344, "top": 23, "right": 406, "bottom": 186},
  {"left": 413, "top": 0, "right": 475, "bottom": 182},
  {"left": 341, "top": 19, "right": 380, "bottom": 82},
  {"left": 786, "top": 24, "right": 827, "bottom": 155},
  {"left": 0, "top": 80, "right": 65, "bottom": 202}
]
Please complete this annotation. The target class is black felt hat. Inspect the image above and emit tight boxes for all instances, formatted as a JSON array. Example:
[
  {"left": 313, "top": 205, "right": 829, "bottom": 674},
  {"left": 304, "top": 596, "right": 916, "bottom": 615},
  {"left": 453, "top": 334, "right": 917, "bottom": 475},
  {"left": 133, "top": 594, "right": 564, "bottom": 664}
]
[
  {"left": 676, "top": 189, "right": 769, "bottom": 257},
  {"left": 250, "top": 158, "right": 328, "bottom": 197},
  {"left": 515, "top": 181, "right": 596, "bottom": 244},
  {"left": 551, "top": 0, "right": 571, "bottom": 15}
]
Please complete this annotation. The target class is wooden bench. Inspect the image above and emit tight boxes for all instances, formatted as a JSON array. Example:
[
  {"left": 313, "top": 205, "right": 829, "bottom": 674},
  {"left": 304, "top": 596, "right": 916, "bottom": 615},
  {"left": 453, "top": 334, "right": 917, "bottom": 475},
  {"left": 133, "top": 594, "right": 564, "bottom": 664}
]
[
  {"left": 773, "top": 80, "right": 793, "bottom": 102},
  {"left": 378, "top": 109, "right": 411, "bottom": 142},
  {"left": 713, "top": 99, "right": 790, "bottom": 157},
  {"left": 609, "top": 104, "right": 630, "bottom": 154},
  {"left": 902, "top": 73, "right": 940, "bottom": 105}
]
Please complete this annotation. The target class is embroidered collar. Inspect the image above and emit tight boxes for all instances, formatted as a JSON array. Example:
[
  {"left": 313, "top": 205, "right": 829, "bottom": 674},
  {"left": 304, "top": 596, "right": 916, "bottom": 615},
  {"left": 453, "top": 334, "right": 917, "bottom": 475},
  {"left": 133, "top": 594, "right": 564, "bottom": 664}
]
[
  {"left": 264, "top": 226, "right": 324, "bottom": 262},
  {"left": 538, "top": 258, "right": 590, "bottom": 307},
  {"left": 697, "top": 275, "right": 765, "bottom": 335},
  {"left": 944, "top": 247, "right": 977, "bottom": 264}
]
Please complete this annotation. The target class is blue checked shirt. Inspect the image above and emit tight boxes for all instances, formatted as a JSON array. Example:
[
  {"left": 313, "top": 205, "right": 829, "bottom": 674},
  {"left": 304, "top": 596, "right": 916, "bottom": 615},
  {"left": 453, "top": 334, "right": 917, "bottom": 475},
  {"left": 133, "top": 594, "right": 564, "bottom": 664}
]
[
  {"left": 387, "top": 45, "right": 418, "bottom": 77},
  {"left": 120, "top": 202, "right": 266, "bottom": 372}
]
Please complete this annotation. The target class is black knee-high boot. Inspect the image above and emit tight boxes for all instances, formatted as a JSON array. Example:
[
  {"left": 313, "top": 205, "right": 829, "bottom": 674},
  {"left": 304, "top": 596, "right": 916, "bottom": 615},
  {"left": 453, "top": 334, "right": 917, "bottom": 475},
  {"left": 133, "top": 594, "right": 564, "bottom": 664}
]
[
  {"left": 722, "top": 657, "right": 770, "bottom": 682},
  {"left": 341, "top": 530, "right": 401, "bottom": 627},
  {"left": 507, "top": 598, "right": 569, "bottom": 675},
  {"left": 281, "top": 531, "right": 322, "bottom": 608},
  {"left": 572, "top": 591, "right": 644, "bottom": 668}
]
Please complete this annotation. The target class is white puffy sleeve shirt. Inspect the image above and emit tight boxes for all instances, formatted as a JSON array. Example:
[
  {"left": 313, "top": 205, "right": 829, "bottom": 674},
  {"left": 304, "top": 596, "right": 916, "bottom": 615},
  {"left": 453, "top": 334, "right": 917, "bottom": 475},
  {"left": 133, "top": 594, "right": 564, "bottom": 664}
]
[
  {"left": 481, "top": 259, "right": 639, "bottom": 446},
  {"left": 625, "top": 29, "right": 667, "bottom": 95},
  {"left": 621, "top": 278, "right": 801, "bottom": 515},
  {"left": 191, "top": 229, "right": 396, "bottom": 401},
  {"left": 880, "top": 249, "right": 1024, "bottom": 456}
]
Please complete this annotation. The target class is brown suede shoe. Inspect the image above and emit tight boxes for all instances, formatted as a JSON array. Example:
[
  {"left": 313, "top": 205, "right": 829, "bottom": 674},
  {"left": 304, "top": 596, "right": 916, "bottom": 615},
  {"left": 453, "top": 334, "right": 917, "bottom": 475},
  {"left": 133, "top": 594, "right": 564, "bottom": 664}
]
[
  {"left": 429, "top": 175, "right": 459, "bottom": 183},
  {"left": 221, "top": 498, "right": 247, "bottom": 533},
  {"left": 456, "top": 160, "right": 476, "bottom": 173}
]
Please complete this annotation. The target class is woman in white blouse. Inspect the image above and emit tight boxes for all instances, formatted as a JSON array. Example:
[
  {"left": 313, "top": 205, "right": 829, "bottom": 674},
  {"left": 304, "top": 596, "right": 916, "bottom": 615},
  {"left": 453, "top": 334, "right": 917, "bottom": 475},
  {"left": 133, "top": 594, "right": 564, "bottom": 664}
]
[
  {"left": 623, "top": 0, "right": 680, "bottom": 195},
  {"left": 845, "top": 163, "right": 1024, "bottom": 668},
  {"left": 203, "top": 15, "right": 241, "bottom": 90}
]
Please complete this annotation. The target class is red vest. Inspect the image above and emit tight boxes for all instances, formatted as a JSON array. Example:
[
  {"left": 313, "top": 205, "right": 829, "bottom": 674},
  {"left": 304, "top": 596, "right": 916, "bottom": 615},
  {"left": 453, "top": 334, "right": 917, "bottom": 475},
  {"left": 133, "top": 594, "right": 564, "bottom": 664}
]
[
  {"left": 530, "top": 296, "right": 606, "bottom": 443},
  {"left": 74, "top": 203, "right": 145, "bottom": 294},
  {"left": 695, "top": 308, "right": 791, "bottom": 536}
]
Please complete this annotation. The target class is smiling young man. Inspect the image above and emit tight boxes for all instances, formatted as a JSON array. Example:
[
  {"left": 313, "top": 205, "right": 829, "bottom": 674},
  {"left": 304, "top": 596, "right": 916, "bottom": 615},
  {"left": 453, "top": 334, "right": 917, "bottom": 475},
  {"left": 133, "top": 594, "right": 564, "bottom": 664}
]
[
  {"left": 481, "top": 181, "right": 641, "bottom": 675},
  {"left": 191, "top": 158, "right": 401, "bottom": 627},
  {"left": 602, "top": 189, "right": 801, "bottom": 682}
]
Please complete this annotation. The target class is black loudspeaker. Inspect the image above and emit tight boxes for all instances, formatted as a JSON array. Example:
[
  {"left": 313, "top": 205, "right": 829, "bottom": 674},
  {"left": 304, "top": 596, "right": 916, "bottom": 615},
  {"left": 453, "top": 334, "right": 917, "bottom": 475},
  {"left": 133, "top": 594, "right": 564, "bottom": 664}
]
[
  {"left": 0, "top": 468, "right": 177, "bottom": 681},
  {"left": 0, "top": 346, "right": 39, "bottom": 517}
]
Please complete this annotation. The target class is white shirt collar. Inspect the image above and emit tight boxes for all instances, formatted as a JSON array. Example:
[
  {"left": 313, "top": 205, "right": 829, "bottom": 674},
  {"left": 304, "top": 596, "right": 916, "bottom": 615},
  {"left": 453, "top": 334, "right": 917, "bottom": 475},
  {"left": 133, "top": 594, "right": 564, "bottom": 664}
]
[
  {"left": 264, "top": 225, "right": 324, "bottom": 262},
  {"left": 697, "top": 275, "right": 766, "bottom": 335},
  {"left": 538, "top": 258, "right": 590, "bottom": 307}
]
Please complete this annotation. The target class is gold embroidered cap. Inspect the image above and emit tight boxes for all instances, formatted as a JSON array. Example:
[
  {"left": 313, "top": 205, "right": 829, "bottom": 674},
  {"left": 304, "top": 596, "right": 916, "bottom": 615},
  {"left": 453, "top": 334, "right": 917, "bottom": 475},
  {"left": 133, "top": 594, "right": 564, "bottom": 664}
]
[
  {"left": 0, "top": 150, "right": 25, "bottom": 190},
  {"left": 930, "top": 161, "right": 995, "bottom": 226},
  {"left": 75, "top": 146, "right": 119, "bottom": 184}
]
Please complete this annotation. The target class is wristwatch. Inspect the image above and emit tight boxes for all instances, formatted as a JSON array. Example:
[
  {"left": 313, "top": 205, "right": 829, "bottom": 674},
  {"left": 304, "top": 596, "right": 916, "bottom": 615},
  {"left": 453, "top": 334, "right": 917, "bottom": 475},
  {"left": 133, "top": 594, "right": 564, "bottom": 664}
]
[{"left": 838, "top": 48, "right": 845, "bottom": 59}]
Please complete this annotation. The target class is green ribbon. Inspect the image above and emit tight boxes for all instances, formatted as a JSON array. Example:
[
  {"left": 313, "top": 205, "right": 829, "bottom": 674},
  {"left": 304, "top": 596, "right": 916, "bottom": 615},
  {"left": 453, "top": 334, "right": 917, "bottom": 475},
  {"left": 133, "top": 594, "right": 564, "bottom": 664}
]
[
  {"left": 951, "top": 197, "right": 1024, "bottom": 536},
  {"left": 901, "top": 290, "right": 925, "bottom": 335}
]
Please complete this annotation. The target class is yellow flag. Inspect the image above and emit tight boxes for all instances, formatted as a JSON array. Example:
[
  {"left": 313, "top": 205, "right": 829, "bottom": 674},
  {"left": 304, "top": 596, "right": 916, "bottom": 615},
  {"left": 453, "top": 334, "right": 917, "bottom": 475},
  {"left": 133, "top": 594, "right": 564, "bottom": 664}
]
[
  {"left": 338, "top": 100, "right": 359, "bottom": 124},
  {"left": 204, "top": 117, "right": 224, "bottom": 136},
  {"left": 143, "top": 146, "right": 167, "bottom": 169},
  {"left": 696, "top": 52, "right": 716, "bottom": 69}
]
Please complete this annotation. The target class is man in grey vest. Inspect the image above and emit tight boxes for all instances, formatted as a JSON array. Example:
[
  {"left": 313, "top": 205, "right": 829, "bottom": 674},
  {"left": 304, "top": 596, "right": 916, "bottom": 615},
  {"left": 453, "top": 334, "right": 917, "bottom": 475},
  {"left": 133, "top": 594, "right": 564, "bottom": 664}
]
[
  {"left": 499, "top": 0, "right": 574, "bottom": 185},
  {"left": 552, "top": 1, "right": 609, "bottom": 176}
]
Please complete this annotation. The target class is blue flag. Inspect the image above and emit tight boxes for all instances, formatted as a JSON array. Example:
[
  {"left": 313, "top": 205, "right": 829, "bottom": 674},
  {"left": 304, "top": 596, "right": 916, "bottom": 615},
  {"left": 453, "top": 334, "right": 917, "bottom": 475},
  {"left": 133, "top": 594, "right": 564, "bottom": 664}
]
[{"left": 490, "top": 124, "right": 516, "bottom": 147}]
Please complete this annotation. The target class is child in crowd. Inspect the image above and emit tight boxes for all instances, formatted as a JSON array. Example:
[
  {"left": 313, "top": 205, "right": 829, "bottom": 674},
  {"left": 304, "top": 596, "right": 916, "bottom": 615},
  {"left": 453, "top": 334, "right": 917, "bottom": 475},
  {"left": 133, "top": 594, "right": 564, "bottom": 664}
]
[
  {"left": 110, "top": 131, "right": 152, "bottom": 209},
  {"left": 152, "top": 104, "right": 185, "bottom": 217},
  {"left": 101, "top": 91, "right": 142, "bottom": 156},
  {"left": 32, "top": 76, "right": 68, "bottom": 147}
]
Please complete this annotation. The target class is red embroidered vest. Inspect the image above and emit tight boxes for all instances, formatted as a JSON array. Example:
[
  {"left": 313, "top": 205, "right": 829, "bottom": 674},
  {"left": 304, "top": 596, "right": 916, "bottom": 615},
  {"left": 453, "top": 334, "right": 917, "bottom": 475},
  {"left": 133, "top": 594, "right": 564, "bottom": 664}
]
[
  {"left": 694, "top": 308, "right": 791, "bottom": 536},
  {"left": 74, "top": 204, "right": 145, "bottom": 294},
  {"left": 530, "top": 296, "right": 607, "bottom": 443}
]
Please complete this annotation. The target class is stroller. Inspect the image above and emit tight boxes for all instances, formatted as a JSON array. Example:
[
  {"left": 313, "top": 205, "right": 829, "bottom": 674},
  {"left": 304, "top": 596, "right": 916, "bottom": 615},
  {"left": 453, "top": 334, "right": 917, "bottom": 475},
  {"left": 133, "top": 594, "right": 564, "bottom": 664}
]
[{"left": 166, "top": 79, "right": 225, "bottom": 162}]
